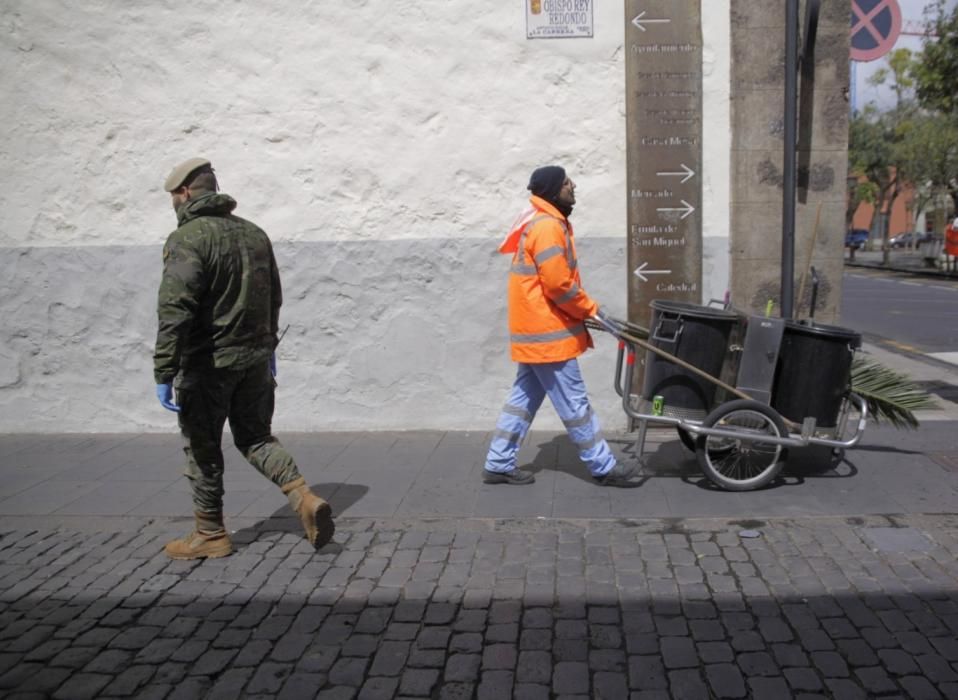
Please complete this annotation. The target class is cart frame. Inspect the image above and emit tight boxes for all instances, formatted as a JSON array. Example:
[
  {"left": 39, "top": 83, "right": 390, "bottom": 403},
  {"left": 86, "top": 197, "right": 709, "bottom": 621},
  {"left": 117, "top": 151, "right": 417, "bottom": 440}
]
[{"left": 596, "top": 313, "right": 868, "bottom": 491}]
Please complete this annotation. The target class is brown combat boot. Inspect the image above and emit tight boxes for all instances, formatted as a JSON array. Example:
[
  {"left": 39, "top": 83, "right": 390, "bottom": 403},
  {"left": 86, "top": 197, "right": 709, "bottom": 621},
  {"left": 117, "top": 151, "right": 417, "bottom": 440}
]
[
  {"left": 164, "top": 511, "right": 233, "bottom": 560},
  {"left": 281, "top": 477, "right": 335, "bottom": 549}
]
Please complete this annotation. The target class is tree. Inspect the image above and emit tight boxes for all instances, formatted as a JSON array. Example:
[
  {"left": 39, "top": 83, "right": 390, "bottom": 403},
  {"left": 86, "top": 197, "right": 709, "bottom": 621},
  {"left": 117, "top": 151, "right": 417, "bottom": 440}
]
[
  {"left": 870, "top": 48, "right": 916, "bottom": 109},
  {"left": 849, "top": 20, "right": 958, "bottom": 267},
  {"left": 913, "top": 0, "right": 958, "bottom": 115},
  {"left": 893, "top": 111, "right": 958, "bottom": 232},
  {"left": 866, "top": 49, "right": 920, "bottom": 264},
  {"left": 844, "top": 178, "right": 877, "bottom": 262},
  {"left": 848, "top": 105, "right": 901, "bottom": 264},
  {"left": 909, "top": 2, "right": 958, "bottom": 221}
]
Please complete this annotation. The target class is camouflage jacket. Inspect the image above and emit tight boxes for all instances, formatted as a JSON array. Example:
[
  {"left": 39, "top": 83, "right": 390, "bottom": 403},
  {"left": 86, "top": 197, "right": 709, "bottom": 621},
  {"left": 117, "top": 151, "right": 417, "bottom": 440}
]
[{"left": 153, "top": 193, "right": 281, "bottom": 384}]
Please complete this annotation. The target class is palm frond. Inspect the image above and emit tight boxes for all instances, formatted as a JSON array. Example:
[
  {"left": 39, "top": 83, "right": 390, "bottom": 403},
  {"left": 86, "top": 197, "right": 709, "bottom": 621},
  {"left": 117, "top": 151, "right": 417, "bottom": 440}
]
[{"left": 851, "top": 357, "right": 938, "bottom": 429}]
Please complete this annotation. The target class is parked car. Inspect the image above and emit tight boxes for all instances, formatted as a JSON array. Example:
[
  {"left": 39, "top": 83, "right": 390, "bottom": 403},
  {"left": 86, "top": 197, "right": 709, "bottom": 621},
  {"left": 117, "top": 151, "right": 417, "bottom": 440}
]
[
  {"left": 889, "top": 232, "right": 916, "bottom": 248},
  {"left": 845, "top": 229, "right": 869, "bottom": 249}
]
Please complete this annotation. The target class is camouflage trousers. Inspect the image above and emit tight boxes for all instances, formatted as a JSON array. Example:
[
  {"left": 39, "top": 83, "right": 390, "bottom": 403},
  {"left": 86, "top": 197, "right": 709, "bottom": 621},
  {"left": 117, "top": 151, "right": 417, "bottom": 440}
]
[{"left": 175, "top": 360, "right": 302, "bottom": 514}]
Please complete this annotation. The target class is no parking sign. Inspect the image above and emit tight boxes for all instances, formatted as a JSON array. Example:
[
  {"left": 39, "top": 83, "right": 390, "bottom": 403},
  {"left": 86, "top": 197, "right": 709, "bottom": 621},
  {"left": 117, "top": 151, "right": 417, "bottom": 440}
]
[{"left": 850, "top": 0, "right": 902, "bottom": 62}]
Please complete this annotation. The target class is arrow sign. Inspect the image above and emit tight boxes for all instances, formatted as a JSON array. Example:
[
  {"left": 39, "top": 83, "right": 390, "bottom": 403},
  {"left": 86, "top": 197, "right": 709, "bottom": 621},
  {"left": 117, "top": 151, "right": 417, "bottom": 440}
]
[
  {"left": 632, "top": 11, "right": 670, "bottom": 31},
  {"left": 656, "top": 164, "right": 695, "bottom": 184},
  {"left": 633, "top": 261, "right": 671, "bottom": 282},
  {"left": 656, "top": 200, "right": 695, "bottom": 220}
]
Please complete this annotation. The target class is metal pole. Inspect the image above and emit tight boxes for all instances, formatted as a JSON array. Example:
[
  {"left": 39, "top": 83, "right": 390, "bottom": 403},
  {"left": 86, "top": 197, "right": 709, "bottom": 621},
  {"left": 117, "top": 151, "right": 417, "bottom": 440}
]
[
  {"left": 849, "top": 61, "right": 857, "bottom": 117},
  {"left": 782, "top": 0, "right": 799, "bottom": 319}
]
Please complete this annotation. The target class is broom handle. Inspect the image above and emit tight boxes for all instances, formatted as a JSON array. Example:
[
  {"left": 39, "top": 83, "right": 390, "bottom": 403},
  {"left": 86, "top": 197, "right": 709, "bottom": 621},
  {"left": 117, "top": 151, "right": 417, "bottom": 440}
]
[
  {"left": 797, "top": 202, "right": 824, "bottom": 315},
  {"left": 618, "top": 330, "right": 751, "bottom": 401}
]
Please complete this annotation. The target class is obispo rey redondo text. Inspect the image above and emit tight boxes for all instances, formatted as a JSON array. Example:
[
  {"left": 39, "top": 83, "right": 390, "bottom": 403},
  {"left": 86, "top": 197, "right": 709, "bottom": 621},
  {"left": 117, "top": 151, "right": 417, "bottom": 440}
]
[{"left": 542, "top": 0, "right": 590, "bottom": 24}]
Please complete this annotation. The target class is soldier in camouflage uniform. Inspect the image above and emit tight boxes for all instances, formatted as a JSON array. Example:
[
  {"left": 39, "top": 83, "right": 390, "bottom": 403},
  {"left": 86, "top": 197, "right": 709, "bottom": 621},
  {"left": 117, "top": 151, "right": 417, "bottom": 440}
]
[{"left": 154, "top": 157, "right": 334, "bottom": 559}]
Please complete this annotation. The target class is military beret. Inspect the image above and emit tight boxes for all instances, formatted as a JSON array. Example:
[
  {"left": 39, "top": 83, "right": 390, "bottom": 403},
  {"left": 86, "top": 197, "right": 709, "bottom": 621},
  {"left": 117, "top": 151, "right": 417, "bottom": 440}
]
[{"left": 164, "top": 157, "right": 212, "bottom": 192}]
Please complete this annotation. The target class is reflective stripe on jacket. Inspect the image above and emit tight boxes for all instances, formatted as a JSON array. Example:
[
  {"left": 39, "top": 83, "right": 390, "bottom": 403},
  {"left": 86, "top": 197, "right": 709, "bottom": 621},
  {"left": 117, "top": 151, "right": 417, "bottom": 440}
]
[{"left": 506, "top": 196, "right": 599, "bottom": 363}]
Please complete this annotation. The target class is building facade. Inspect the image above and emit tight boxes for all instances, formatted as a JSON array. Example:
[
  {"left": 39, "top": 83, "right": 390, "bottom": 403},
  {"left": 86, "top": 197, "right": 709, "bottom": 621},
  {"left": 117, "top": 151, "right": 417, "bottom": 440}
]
[{"left": 0, "top": 1, "right": 848, "bottom": 433}]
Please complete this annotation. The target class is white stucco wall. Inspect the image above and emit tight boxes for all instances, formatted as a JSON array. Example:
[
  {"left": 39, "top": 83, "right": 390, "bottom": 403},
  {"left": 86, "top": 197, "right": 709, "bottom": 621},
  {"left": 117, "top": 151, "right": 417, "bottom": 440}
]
[
  {"left": 0, "top": 0, "right": 732, "bottom": 433},
  {"left": 701, "top": 1, "right": 732, "bottom": 304}
]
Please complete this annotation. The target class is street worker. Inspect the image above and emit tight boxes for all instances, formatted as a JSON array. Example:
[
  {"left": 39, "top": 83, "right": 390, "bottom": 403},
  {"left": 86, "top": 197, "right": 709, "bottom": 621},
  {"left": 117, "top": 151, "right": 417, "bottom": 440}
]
[
  {"left": 945, "top": 217, "right": 958, "bottom": 272},
  {"left": 153, "top": 157, "right": 334, "bottom": 559},
  {"left": 483, "top": 166, "right": 641, "bottom": 488}
]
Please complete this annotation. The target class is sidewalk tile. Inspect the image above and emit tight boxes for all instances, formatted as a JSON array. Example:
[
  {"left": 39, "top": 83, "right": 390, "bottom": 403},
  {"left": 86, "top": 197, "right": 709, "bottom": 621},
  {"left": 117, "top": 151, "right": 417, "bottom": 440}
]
[
  {"left": 52, "top": 480, "right": 174, "bottom": 516},
  {"left": 0, "top": 480, "right": 100, "bottom": 515}
]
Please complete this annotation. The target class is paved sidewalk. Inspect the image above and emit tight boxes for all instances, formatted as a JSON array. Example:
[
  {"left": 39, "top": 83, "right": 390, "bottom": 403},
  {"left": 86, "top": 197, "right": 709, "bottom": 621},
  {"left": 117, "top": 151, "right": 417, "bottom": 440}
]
[
  {"left": 2, "top": 418, "right": 958, "bottom": 524},
  {"left": 2, "top": 416, "right": 958, "bottom": 698},
  {"left": 845, "top": 249, "right": 958, "bottom": 278},
  {"left": 2, "top": 341, "right": 958, "bottom": 698}
]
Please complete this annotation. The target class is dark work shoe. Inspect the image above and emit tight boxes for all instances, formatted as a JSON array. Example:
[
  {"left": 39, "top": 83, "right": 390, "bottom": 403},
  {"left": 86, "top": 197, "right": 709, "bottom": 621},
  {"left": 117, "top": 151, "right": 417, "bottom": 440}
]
[
  {"left": 483, "top": 468, "right": 535, "bottom": 485},
  {"left": 594, "top": 463, "right": 643, "bottom": 488}
]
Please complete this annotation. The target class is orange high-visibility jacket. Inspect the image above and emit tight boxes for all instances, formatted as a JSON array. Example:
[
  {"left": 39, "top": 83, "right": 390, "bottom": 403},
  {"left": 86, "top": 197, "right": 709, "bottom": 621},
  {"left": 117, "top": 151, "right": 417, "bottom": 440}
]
[
  {"left": 503, "top": 196, "right": 599, "bottom": 363},
  {"left": 946, "top": 221, "right": 958, "bottom": 257}
]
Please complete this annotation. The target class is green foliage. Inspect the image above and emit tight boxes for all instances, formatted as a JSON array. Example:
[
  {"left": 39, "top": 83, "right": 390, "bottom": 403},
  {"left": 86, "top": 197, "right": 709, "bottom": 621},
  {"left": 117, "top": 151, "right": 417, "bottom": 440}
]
[
  {"left": 850, "top": 357, "right": 938, "bottom": 429},
  {"left": 849, "top": 38, "right": 958, "bottom": 232},
  {"left": 913, "top": 0, "right": 958, "bottom": 115},
  {"left": 887, "top": 48, "right": 916, "bottom": 94},
  {"left": 869, "top": 48, "right": 916, "bottom": 107},
  {"left": 893, "top": 111, "right": 958, "bottom": 203},
  {"left": 848, "top": 107, "right": 896, "bottom": 187},
  {"left": 854, "top": 181, "right": 879, "bottom": 205},
  {"left": 848, "top": 107, "right": 901, "bottom": 243},
  {"left": 846, "top": 179, "right": 877, "bottom": 230}
]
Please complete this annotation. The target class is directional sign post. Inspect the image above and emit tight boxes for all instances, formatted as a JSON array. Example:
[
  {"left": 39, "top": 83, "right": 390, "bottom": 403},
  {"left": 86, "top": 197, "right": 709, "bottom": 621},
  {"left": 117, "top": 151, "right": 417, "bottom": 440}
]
[{"left": 625, "top": 0, "right": 703, "bottom": 328}]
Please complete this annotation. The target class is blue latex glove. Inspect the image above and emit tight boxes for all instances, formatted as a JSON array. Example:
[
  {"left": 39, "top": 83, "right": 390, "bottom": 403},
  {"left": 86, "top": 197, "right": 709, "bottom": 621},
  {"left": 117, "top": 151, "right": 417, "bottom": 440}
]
[
  {"left": 269, "top": 353, "right": 277, "bottom": 377},
  {"left": 156, "top": 383, "right": 179, "bottom": 413}
]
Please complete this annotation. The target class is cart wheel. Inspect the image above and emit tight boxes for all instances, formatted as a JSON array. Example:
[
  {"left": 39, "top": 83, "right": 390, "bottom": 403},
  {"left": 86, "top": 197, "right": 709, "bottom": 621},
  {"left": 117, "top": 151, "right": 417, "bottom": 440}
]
[
  {"left": 678, "top": 427, "right": 735, "bottom": 457},
  {"left": 677, "top": 427, "right": 696, "bottom": 452},
  {"left": 695, "top": 400, "right": 788, "bottom": 491}
]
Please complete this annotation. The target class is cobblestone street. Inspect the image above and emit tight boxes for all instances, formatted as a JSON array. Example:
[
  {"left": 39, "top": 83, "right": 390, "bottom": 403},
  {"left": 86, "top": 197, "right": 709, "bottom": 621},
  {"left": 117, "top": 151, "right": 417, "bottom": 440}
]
[
  {"left": 7, "top": 0, "right": 958, "bottom": 696},
  {"left": 2, "top": 513, "right": 958, "bottom": 699}
]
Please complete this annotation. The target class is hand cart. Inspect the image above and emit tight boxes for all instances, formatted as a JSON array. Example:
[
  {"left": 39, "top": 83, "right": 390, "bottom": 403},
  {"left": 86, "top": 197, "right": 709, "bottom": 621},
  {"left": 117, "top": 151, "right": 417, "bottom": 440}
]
[{"left": 591, "top": 301, "right": 868, "bottom": 491}]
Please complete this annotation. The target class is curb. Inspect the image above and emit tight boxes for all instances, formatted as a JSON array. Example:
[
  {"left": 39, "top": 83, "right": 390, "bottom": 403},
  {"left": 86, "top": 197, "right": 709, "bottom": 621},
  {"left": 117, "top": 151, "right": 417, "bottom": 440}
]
[{"left": 844, "top": 259, "right": 957, "bottom": 280}]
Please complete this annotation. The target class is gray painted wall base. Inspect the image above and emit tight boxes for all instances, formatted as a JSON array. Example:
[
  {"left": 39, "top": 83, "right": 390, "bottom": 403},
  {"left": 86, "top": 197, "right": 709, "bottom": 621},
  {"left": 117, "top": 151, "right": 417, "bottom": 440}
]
[
  {"left": 0, "top": 238, "right": 622, "bottom": 432},
  {"left": 0, "top": 235, "right": 730, "bottom": 433}
]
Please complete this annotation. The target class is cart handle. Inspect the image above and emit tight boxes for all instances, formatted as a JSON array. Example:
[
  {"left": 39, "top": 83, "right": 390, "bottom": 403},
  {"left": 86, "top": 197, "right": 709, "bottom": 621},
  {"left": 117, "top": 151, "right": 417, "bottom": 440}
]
[
  {"left": 614, "top": 341, "right": 626, "bottom": 398},
  {"left": 651, "top": 317, "right": 683, "bottom": 345}
]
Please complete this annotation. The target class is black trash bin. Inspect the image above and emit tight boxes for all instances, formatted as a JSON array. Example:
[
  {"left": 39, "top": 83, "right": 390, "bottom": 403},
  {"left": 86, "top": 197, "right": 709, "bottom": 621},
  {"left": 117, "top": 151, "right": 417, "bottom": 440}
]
[
  {"left": 640, "top": 300, "right": 740, "bottom": 420},
  {"left": 771, "top": 320, "right": 861, "bottom": 428}
]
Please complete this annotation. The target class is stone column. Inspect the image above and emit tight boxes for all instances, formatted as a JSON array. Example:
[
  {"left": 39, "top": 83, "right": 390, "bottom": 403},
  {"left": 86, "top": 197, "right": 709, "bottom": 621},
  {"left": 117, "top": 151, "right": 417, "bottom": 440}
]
[{"left": 729, "top": 0, "right": 850, "bottom": 322}]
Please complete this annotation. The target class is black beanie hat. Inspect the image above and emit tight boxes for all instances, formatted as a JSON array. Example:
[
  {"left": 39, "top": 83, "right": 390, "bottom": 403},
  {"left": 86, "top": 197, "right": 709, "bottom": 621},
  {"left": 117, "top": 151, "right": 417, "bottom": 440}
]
[{"left": 527, "top": 166, "right": 566, "bottom": 202}]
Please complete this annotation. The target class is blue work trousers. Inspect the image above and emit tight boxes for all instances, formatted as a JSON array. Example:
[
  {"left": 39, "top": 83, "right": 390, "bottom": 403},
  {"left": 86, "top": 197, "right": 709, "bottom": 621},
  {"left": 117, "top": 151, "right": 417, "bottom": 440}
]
[{"left": 485, "top": 359, "right": 616, "bottom": 477}]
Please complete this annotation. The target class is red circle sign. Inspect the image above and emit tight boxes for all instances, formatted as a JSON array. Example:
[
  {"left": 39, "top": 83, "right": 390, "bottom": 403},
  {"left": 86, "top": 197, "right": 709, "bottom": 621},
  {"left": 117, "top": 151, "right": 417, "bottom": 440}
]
[{"left": 850, "top": 0, "right": 902, "bottom": 62}]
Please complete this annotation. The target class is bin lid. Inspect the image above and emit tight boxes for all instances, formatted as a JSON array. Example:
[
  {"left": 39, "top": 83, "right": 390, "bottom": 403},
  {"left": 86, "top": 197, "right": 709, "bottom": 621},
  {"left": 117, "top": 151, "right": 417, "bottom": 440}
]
[
  {"left": 784, "top": 319, "right": 862, "bottom": 347},
  {"left": 649, "top": 299, "right": 738, "bottom": 321}
]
